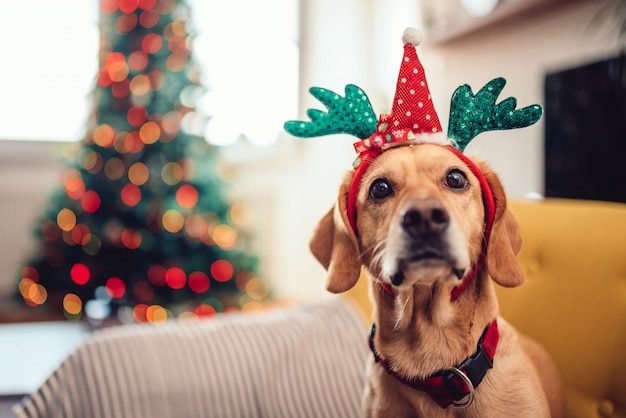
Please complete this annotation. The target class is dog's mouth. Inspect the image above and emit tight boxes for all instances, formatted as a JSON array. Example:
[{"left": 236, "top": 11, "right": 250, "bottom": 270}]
[{"left": 389, "top": 247, "right": 465, "bottom": 286}]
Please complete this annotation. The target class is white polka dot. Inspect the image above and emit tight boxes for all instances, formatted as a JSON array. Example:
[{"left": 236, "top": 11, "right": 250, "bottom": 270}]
[
  {"left": 420, "top": 81, "right": 425, "bottom": 86},
  {"left": 418, "top": 102, "right": 423, "bottom": 108},
  {"left": 397, "top": 99, "right": 404, "bottom": 105},
  {"left": 404, "top": 57, "right": 410, "bottom": 62},
  {"left": 394, "top": 120, "right": 400, "bottom": 126},
  {"left": 401, "top": 78, "right": 407, "bottom": 83},
  {"left": 413, "top": 68, "right": 418, "bottom": 74},
  {"left": 410, "top": 89, "right": 415, "bottom": 95},
  {"left": 413, "top": 124, "right": 419, "bottom": 129},
  {"left": 406, "top": 111, "right": 411, "bottom": 117},
  {"left": 426, "top": 114, "right": 431, "bottom": 120}
]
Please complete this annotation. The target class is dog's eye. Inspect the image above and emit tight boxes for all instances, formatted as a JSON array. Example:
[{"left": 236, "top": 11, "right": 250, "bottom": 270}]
[
  {"left": 369, "top": 178, "right": 393, "bottom": 200},
  {"left": 445, "top": 169, "right": 468, "bottom": 189}
]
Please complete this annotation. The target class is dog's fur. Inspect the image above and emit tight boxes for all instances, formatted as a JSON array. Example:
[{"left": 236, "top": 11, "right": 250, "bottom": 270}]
[{"left": 310, "top": 144, "right": 565, "bottom": 417}]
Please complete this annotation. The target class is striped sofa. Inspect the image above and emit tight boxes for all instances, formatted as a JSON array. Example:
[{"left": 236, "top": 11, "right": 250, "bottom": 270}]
[{"left": 13, "top": 298, "right": 369, "bottom": 418}]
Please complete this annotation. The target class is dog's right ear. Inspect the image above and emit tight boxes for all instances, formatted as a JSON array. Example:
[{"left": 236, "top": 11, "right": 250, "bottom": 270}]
[{"left": 310, "top": 172, "right": 362, "bottom": 293}]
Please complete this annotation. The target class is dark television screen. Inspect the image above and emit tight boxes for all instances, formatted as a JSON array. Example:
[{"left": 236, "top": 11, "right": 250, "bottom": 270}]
[{"left": 544, "top": 54, "right": 626, "bottom": 204}]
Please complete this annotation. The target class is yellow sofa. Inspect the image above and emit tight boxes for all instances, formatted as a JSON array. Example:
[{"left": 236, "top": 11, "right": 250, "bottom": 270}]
[{"left": 346, "top": 198, "right": 626, "bottom": 418}]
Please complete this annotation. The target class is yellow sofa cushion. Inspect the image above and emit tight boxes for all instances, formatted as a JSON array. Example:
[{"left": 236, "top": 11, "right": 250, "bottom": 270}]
[
  {"left": 345, "top": 198, "right": 626, "bottom": 417},
  {"left": 498, "top": 199, "right": 626, "bottom": 418}
]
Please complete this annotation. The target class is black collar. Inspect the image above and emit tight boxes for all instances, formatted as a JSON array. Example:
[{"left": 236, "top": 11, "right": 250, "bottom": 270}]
[{"left": 368, "top": 320, "right": 499, "bottom": 409}]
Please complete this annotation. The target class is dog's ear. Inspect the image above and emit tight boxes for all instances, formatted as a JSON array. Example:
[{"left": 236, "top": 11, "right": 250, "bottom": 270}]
[
  {"left": 310, "top": 172, "right": 362, "bottom": 293},
  {"left": 478, "top": 161, "right": 524, "bottom": 288}
]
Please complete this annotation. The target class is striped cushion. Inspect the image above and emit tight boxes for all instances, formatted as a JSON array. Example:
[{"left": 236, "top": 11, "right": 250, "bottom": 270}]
[{"left": 13, "top": 298, "right": 368, "bottom": 418}]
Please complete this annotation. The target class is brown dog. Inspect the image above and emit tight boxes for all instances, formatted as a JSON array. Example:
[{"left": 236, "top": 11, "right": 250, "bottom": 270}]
[{"left": 310, "top": 143, "right": 565, "bottom": 417}]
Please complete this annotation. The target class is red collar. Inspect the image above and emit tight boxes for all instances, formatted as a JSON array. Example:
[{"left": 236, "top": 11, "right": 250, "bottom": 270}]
[{"left": 368, "top": 319, "right": 499, "bottom": 409}]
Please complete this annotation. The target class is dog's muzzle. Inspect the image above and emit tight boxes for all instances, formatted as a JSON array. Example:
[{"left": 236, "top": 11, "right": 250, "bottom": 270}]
[{"left": 390, "top": 198, "right": 460, "bottom": 286}]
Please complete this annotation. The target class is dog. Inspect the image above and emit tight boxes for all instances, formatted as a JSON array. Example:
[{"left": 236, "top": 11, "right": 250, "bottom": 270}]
[{"left": 309, "top": 143, "right": 566, "bottom": 417}]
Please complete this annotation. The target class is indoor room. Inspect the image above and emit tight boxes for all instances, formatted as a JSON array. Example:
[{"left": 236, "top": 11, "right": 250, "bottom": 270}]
[{"left": 0, "top": 0, "right": 624, "bottom": 416}]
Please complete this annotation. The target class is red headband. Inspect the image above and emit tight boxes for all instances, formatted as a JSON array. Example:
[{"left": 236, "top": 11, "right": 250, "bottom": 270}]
[{"left": 284, "top": 28, "right": 541, "bottom": 298}]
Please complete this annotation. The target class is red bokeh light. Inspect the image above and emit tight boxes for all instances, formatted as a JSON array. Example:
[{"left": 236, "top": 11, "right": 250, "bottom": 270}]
[
  {"left": 106, "top": 277, "right": 126, "bottom": 298},
  {"left": 147, "top": 265, "right": 166, "bottom": 286},
  {"left": 188, "top": 271, "right": 210, "bottom": 293},
  {"left": 142, "top": 34, "right": 163, "bottom": 54},
  {"left": 165, "top": 267, "right": 186, "bottom": 289},
  {"left": 119, "top": 0, "right": 139, "bottom": 14},
  {"left": 121, "top": 184, "right": 142, "bottom": 207},
  {"left": 175, "top": 184, "right": 199, "bottom": 209},
  {"left": 81, "top": 190, "right": 101, "bottom": 213},
  {"left": 210, "top": 260, "right": 234, "bottom": 283},
  {"left": 70, "top": 263, "right": 90, "bottom": 285},
  {"left": 127, "top": 105, "right": 147, "bottom": 127}
]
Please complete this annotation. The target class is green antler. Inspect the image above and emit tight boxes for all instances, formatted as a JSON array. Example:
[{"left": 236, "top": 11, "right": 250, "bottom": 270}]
[
  {"left": 447, "top": 77, "right": 543, "bottom": 152},
  {"left": 284, "top": 84, "right": 377, "bottom": 140}
]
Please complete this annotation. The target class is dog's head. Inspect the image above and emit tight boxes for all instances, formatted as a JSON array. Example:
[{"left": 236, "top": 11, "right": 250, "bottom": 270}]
[
  {"left": 287, "top": 29, "right": 540, "bottom": 297},
  {"left": 310, "top": 143, "right": 523, "bottom": 295}
]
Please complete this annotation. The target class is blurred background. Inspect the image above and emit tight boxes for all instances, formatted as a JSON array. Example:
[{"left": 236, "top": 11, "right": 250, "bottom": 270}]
[{"left": 0, "top": 0, "right": 623, "bottom": 315}]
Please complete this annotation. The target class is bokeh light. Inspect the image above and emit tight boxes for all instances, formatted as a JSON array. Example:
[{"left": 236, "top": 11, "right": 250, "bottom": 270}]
[
  {"left": 104, "top": 157, "right": 126, "bottom": 180},
  {"left": 19, "top": 278, "right": 47, "bottom": 306},
  {"left": 57, "top": 208, "right": 77, "bottom": 232},
  {"left": 245, "top": 277, "right": 270, "bottom": 300},
  {"left": 116, "top": 12, "right": 138, "bottom": 32},
  {"left": 108, "top": 60, "right": 129, "bottom": 82},
  {"left": 70, "top": 263, "right": 90, "bottom": 285},
  {"left": 175, "top": 184, "right": 198, "bottom": 208},
  {"left": 162, "top": 209, "right": 184, "bottom": 233},
  {"left": 128, "top": 50, "right": 149, "bottom": 71},
  {"left": 165, "top": 267, "right": 186, "bottom": 289},
  {"left": 128, "top": 162, "right": 150, "bottom": 185},
  {"left": 161, "top": 161, "right": 184, "bottom": 185},
  {"left": 139, "top": 8, "right": 159, "bottom": 28},
  {"left": 194, "top": 304, "right": 217, "bottom": 319},
  {"left": 63, "top": 293, "right": 83, "bottom": 315},
  {"left": 188, "top": 271, "right": 210, "bottom": 293},
  {"left": 121, "top": 184, "right": 142, "bottom": 207},
  {"left": 121, "top": 228, "right": 142, "bottom": 249},
  {"left": 210, "top": 259, "right": 233, "bottom": 282},
  {"left": 142, "top": 33, "right": 162, "bottom": 54},
  {"left": 213, "top": 224, "right": 237, "bottom": 249},
  {"left": 119, "top": 0, "right": 139, "bottom": 14},
  {"left": 228, "top": 202, "right": 251, "bottom": 226},
  {"left": 127, "top": 105, "right": 147, "bottom": 127},
  {"left": 147, "top": 265, "right": 167, "bottom": 286},
  {"left": 146, "top": 304, "right": 169, "bottom": 324},
  {"left": 71, "top": 224, "right": 91, "bottom": 246},
  {"left": 139, "top": 120, "right": 160, "bottom": 144},
  {"left": 63, "top": 169, "right": 85, "bottom": 200},
  {"left": 105, "top": 277, "right": 126, "bottom": 298},
  {"left": 81, "top": 190, "right": 101, "bottom": 213},
  {"left": 130, "top": 74, "right": 151, "bottom": 96}
]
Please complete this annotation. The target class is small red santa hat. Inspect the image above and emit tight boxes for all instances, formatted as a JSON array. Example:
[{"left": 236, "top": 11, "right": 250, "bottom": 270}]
[{"left": 388, "top": 27, "right": 442, "bottom": 135}]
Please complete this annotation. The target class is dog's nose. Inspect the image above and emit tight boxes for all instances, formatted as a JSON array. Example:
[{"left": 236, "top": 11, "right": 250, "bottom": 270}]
[{"left": 401, "top": 198, "right": 449, "bottom": 238}]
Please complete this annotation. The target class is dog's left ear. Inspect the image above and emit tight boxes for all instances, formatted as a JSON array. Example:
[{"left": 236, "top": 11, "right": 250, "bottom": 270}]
[
  {"left": 478, "top": 161, "right": 524, "bottom": 288},
  {"left": 309, "top": 172, "right": 362, "bottom": 293}
]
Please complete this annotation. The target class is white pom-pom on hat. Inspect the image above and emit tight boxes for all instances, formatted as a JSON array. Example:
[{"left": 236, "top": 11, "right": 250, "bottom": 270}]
[{"left": 402, "top": 27, "right": 423, "bottom": 46}]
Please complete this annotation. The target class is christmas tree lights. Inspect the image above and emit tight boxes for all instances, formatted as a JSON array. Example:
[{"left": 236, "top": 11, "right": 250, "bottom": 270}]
[{"left": 17, "top": 0, "right": 267, "bottom": 322}]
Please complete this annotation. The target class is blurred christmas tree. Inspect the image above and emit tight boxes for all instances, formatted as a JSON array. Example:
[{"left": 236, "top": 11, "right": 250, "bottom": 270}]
[{"left": 16, "top": 0, "right": 268, "bottom": 322}]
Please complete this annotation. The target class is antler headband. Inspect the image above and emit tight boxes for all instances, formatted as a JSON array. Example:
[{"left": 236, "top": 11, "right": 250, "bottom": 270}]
[{"left": 284, "top": 27, "right": 542, "bottom": 234}]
